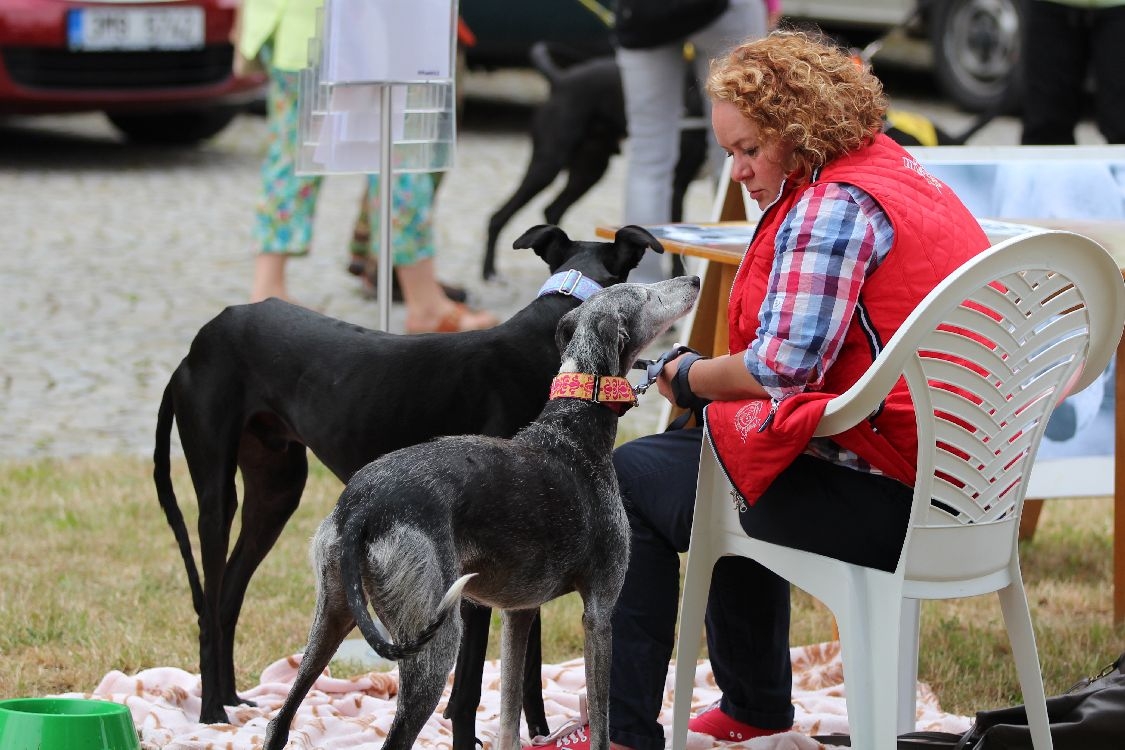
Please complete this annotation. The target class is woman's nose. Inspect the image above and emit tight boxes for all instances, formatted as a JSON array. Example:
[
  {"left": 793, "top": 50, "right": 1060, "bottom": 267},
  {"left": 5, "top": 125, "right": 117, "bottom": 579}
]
[{"left": 731, "top": 157, "right": 751, "bottom": 182}]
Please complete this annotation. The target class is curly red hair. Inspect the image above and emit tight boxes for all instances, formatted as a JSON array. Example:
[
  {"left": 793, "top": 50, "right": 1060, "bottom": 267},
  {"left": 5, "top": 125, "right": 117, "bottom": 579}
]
[{"left": 706, "top": 30, "right": 888, "bottom": 182}]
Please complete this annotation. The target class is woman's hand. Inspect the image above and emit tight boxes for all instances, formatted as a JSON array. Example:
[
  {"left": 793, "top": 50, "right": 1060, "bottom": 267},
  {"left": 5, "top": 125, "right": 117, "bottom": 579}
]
[
  {"left": 658, "top": 353, "right": 769, "bottom": 404},
  {"left": 655, "top": 355, "right": 683, "bottom": 404}
]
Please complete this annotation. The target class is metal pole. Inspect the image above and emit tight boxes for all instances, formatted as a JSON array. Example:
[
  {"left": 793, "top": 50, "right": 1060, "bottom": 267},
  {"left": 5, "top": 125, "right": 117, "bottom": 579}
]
[{"left": 377, "top": 82, "right": 394, "bottom": 332}]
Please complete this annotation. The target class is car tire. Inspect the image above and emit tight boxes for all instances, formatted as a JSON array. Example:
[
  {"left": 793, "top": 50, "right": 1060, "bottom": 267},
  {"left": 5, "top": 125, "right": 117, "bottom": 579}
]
[
  {"left": 929, "top": 0, "right": 1024, "bottom": 113},
  {"left": 106, "top": 107, "right": 240, "bottom": 145}
]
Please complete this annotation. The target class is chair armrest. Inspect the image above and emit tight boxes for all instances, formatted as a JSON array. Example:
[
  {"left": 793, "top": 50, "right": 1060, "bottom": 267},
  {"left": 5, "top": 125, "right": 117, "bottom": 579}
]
[{"left": 813, "top": 230, "right": 1125, "bottom": 438}]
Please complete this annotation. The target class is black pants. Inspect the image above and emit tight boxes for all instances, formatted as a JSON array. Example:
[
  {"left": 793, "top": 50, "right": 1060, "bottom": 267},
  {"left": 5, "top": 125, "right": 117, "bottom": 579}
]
[
  {"left": 1021, "top": 0, "right": 1125, "bottom": 144},
  {"left": 607, "top": 426, "right": 912, "bottom": 750}
]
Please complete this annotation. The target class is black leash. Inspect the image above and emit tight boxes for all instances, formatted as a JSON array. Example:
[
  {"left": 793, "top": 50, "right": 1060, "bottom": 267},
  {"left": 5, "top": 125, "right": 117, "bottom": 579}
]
[
  {"left": 632, "top": 343, "right": 707, "bottom": 431},
  {"left": 632, "top": 344, "right": 699, "bottom": 396}
]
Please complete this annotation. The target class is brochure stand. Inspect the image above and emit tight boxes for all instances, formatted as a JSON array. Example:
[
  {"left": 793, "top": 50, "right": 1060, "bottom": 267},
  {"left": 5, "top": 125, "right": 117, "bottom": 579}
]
[{"left": 297, "top": 0, "right": 458, "bottom": 331}]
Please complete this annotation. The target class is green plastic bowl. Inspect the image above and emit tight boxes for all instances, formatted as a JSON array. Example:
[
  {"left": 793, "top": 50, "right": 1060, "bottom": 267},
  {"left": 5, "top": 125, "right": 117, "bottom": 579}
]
[{"left": 0, "top": 697, "right": 140, "bottom": 750}]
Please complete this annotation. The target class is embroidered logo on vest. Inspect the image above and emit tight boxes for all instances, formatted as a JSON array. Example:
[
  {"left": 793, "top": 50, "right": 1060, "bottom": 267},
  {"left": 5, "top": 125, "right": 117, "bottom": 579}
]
[
  {"left": 901, "top": 156, "right": 944, "bottom": 191},
  {"left": 734, "top": 401, "right": 766, "bottom": 442}
]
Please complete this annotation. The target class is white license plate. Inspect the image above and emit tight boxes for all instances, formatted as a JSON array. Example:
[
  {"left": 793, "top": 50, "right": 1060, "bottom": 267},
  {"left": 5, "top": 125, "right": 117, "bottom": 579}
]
[{"left": 67, "top": 6, "right": 205, "bottom": 51}]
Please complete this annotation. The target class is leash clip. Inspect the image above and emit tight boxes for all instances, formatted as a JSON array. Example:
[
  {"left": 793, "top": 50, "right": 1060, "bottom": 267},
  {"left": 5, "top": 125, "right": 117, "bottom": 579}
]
[{"left": 631, "top": 344, "right": 699, "bottom": 396}]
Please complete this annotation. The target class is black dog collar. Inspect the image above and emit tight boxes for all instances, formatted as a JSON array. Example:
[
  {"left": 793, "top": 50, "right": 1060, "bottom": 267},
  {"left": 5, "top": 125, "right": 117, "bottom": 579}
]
[{"left": 536, "top": 270, "right": 604, "bottom": 301}]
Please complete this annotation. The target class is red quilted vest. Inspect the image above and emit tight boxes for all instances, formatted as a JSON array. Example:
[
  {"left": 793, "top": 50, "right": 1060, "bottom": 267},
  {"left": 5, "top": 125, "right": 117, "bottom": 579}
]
[{"left": 706, "top": 134, "right": 990, "bottom": 504}]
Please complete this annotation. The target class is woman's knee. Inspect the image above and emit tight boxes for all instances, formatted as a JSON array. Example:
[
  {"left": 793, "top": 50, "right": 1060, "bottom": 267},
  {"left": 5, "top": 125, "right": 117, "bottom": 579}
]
[{"left": 613, "top": 429, "right": 703, "bottom": 549}]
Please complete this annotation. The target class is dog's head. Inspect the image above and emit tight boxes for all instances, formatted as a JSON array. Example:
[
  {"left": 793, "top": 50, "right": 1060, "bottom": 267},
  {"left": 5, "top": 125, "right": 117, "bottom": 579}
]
[
  {"left": 513, "top": 224, "right": 663, "bottom": 288},
  {"left": 555, "top": 276, "right": 701, "bottom": 378}
]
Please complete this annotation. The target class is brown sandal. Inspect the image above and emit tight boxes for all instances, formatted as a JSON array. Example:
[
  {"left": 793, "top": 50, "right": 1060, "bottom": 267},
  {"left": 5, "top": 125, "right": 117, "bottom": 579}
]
[{"left": 407, "top": 303, "right": 499, "bottom": 334}]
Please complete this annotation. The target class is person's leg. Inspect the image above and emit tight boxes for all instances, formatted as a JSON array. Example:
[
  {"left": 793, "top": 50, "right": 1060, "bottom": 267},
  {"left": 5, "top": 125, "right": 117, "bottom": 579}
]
[
  {"left": 700, "top": 559, "right": 793, "bottom": 732},
  {"left": 364, "top": 172, "right": 496, "bottom": 332},
  {"left": 250, "top": 47, "right": 321, "bottom": 303},
  {"left": 608, "top": 427, "right": 705, "bottom": 750},
  {"left": 616, "top": 43, "right": 686, "bottom": 282},
  {"left": 348, "top": 186, "right": 372, "bottom": 276},
  {"left": 690, "top": 0, "right": 769, "bottom": 183},
  {"left": 617, "top": 44, "right": 684, "bottom": 227},
  {"left": 251, "top": 254, "right": 289, "bottom": 303},
  {"left": 703, "top": 456, "right": 912, "bottom": 732},
  {"left": 609, "top": 426, "right": 796, "bottom": 749},
  {"left": 735, "top": 455, "right": 913, "bottom": 571},
  {"left": 1020, "top": 0, "right": 1086, "bottom": 145},
  {"left": 350, "top": 178, "right": 467, "bottom": 303},
  {"left": 396, "top": 258, "right": 496, "bottom": 331},
  {"left": 1090, "top": 4, "right": 1125, "bottom": 144}
]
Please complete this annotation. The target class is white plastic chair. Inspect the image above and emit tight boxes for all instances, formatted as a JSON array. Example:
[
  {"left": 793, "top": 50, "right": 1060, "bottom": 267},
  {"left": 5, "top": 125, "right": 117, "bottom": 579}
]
[{"left": 671, "top": 230, "right": 1125, "bottom": 750}]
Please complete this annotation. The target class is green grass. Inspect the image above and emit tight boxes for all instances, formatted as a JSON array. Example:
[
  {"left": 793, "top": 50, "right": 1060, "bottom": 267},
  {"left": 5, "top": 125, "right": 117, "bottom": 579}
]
[{"left": 0, "top": 455, "right": 1122, "bottom": 717}]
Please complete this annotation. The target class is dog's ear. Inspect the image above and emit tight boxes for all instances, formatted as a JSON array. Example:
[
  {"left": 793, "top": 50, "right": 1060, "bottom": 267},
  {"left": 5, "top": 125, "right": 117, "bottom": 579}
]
[
  {"left": 513, "top": 225, "right": 572, "bottom": 270},
  {"left": 556, "top": 305, "right": 629, "bottom": 370},
  {"left": 555, "top": 306, "right": 581, "bottom": 353},
  {"left": 608, "top": 224, "right": 665, "bottom": 276}
]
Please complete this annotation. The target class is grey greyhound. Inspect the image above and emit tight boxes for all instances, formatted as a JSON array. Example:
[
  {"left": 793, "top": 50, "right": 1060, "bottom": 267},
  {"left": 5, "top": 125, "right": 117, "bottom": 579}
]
[{"left": 263, "top": 275, "right": 701, "bottom": 750}]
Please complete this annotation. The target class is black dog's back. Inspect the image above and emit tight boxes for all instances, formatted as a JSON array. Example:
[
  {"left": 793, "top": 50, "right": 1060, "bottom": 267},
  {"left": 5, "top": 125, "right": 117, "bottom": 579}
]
[{"left": 197, "top": 300, "right": 565, "bottom": 478}]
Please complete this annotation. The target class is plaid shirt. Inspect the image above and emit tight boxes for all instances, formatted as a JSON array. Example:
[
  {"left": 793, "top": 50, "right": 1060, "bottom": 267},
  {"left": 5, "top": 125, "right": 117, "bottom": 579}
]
[{"left": 744, "top": 181, "right": 895, "bottom": 472}]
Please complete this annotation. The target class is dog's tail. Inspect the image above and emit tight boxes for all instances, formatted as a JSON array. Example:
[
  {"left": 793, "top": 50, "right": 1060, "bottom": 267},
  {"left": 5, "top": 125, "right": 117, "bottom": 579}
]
[
  {"left": 529, "top": 41, "right": 567, "bottom": 87},
  {"left": 153, "top": 382, "right": 205, "bottom": 617},
  {"left": 341, "top": 520, "right": 474, "bottom": 661}
]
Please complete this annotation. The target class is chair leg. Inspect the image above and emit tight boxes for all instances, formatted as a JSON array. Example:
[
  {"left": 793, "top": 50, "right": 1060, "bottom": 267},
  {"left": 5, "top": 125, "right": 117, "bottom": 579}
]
[
  {"left": 897, "top": 599, "right": 921, "bottom": 734},
  {"left": 997, "top": 580, "right": 1054, "bottom": 750},
  {"left": 671, "top": 548, "right": 720, "bottom": 750},
  {"left": 834, "top": 571, "right": 905, "bottom": 750}
]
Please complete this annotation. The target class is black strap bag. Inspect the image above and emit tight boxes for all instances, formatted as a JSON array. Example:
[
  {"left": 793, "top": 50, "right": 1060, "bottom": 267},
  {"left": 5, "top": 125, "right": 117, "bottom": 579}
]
[
  {"left": 614, "top": 0, "right": 729, "bottom": 49},
  {"left": 812, "top": 651, "right": 1125, "bottom": 750},
  {"left": 955, "top": 651, "right": 1125, "bottom": 750}
]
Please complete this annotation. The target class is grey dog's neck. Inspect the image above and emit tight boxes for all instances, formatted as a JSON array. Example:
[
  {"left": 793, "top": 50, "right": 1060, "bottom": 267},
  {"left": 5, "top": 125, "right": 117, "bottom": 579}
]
[{"left": 530, "top": 396, "right": 620, "bottom": 458}]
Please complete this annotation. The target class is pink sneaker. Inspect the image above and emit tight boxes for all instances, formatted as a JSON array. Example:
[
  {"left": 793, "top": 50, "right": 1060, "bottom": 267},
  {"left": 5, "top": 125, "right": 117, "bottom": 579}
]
[
  {"left": 529, "top": 694, "right": 591, "bottom": 749},
  {"left": 530, "top": 722, "right": 591, "bottom": 750},
  {"left": 688, "top": 702, "right": 787, "bottom": 742}
]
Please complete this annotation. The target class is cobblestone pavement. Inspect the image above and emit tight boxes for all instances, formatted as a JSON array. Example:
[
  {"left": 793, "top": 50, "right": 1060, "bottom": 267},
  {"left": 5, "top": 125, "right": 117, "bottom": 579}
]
[{"left": 0, "top": 67, "right": 1105, "bottom": 460}]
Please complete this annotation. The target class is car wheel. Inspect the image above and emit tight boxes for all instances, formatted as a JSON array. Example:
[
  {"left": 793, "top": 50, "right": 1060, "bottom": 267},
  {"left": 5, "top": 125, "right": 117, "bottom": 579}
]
[
  {"left": 106, "top": 107, "right": 240, "bottom": 145},
  {"left": 930, "top": 0, "right": 1024, "bottom": 113}
]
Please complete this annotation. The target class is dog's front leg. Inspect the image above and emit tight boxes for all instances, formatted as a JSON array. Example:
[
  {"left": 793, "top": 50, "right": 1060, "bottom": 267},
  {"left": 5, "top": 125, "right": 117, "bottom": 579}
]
[
  {"left": 581, "top": 598, "right": 616, "bottom": 750},
  {"left": 500, "top": 608, "right": 538, "bottom": 750}
]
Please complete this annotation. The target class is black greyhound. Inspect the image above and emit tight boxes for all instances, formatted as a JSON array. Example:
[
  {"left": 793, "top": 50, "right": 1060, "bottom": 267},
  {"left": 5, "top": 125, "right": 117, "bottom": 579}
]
[
  {"left": 483, "top": 42, "right": 707, "bottom": 280},
  {"left": 153, "top": 224, "right": 663, "bottom": 745}
]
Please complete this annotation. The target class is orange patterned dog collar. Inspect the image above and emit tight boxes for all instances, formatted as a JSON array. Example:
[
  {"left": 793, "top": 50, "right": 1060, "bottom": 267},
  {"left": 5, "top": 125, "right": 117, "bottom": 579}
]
[{"left": 549, "top": 373, "right": 638, "bottom": 415}]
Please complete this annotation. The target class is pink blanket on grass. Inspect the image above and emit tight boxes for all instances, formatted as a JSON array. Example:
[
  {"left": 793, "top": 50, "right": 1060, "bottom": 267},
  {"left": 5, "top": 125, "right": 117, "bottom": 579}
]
[{"left": 64, "top": 641, "right": 971, "bottom": 750}]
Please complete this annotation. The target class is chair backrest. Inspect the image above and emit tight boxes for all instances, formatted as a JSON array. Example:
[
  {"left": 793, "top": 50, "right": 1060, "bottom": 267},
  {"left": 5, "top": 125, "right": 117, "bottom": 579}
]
[{"left": 816, "top": 231, "right": 1125, "bottom": 588}]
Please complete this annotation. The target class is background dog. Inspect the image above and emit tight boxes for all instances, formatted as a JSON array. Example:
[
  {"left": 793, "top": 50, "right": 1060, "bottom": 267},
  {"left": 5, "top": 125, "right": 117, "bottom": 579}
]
[
  {"left": 263, "top": 275, "right": 702, "bottom": 750},
  {"left": 483, "top": 41, "right": 708, "bottom": 280},
  {"left": 153, "top": 224, "right": 662, "bottom": 744}
]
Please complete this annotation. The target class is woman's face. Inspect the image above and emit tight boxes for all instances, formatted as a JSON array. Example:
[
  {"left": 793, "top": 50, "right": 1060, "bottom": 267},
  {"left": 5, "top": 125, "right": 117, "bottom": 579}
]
[{"left": 711, "top": 100, "right": 796, "bottom": 210}]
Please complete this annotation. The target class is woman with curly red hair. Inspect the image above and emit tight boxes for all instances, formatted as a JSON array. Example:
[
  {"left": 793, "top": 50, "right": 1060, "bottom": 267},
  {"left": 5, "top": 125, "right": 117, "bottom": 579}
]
[{"left": 537, "top": 31, "right": 990, "bottom": 750}]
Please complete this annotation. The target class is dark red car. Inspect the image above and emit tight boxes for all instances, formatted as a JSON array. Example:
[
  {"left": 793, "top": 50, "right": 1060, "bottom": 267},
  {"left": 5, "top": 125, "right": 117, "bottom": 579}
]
[{"left": 0, "top": 0, "right": 265, "bottom": 144}]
